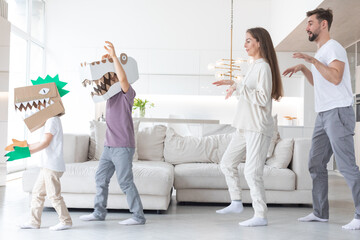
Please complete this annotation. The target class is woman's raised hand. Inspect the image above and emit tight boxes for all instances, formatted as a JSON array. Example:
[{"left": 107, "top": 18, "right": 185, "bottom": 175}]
[{"left": 212, "top": 80, "right": 235, "bottom": 86}]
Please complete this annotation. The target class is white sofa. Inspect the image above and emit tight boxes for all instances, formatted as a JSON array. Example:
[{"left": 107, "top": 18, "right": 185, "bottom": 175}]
[{"left": 22, "top": 122, "right": 313, "bottom": 212}]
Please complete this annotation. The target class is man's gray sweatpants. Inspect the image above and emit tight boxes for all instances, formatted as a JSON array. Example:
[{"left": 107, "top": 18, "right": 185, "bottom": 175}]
[
  {"left": 93, "top": 146, "right": 146, "bottom": 223},
  {"left": 309, "top": 106, "right": 360, "bottom": 220}
]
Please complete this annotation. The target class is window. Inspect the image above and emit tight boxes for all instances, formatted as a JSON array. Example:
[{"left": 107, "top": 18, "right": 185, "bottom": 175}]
[
  {"left": 8, "top": 0, "right": 27, "bottom": 32},
  {"left": 7, "top": 0, "right": 46, "bottom": 173},
  {"left": 31, "top": 0, "right": 45, "bottom": 42}
]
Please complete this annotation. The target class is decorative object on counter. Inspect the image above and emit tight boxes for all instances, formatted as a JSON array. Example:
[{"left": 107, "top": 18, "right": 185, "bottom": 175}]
[
  {"left": 133, "top": 98, "right": 154, "bottom": 118},
  {"left": 97, "top": 113, "right": 105, "bottom": 122},
  {"left": 283, "top": 116, "right": 297, "bottom": 126},
  {"left": 208, "top": 0, "right": 246, "bottom": 82}
]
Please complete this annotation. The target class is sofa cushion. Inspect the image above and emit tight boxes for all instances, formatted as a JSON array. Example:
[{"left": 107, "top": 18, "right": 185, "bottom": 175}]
[
  {"left": 137, "top": 125, "right": 167, "bottom": 161},
  {"left": 63, "top": 134, "right": 89, "bottom": 163},
  {"left": 164, "top": 128, "right": 233, "bottom": 164},
  {"left": 174, "top": 163, "right": 295, "bottom": 191},
  {"left": 23, "top": 160, "right": 174, "bottom": 196},
  {"left": 88, "top": 120, "right": 140, "bottom": 161},
  {"left": 266, "top": 138, "right": 294, "bottom": 169}
]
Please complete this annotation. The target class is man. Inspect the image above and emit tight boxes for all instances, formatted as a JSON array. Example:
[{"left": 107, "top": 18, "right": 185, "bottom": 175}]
[
  {"left": 283, "top": 8, "right": 360, "bottom": 230},
  {"left": 79, "top": 41, "right": 146, "bottom": 225}
]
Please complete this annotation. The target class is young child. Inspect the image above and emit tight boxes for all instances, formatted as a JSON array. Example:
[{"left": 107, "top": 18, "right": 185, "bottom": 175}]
[{"left": 20, "top": 115, "right": 72, "bottom": 231}]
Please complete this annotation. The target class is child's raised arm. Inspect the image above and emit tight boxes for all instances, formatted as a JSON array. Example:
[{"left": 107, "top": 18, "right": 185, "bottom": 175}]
[{"left": 103, "top": 41, "right": 130, "bottom": 93}]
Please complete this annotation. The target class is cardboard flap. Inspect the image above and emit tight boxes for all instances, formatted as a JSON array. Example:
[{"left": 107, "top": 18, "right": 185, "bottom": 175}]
[{"left": 24, "top": 101, "right": 65, "bottom": 132}]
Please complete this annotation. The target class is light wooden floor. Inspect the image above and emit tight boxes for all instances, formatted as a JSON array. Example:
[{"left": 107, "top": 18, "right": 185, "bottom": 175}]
[{"left": 0, "top": 173, "right": 359, "bottom": 240}]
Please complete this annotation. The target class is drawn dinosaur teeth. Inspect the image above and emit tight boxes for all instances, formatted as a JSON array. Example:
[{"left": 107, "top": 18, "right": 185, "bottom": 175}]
[
  {"left": 100, "top": 82, "right": 106, "bottom": 90},
  {"left": 104, "top": 77, "right": 111, "bottom": 86}
]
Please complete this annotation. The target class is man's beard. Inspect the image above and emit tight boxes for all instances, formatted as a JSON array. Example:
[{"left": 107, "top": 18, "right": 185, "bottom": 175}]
[{"left": 308, "top": 31, "right": 318, "bottom": 42}]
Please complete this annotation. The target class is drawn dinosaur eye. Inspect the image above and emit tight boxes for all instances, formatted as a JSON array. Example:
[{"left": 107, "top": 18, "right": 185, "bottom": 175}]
[
  {"left": 120, "top": 53, "right": 128, "bottom": 65},
  {"left": 39, "top": 88, "right": 50, "bottom": 95}
]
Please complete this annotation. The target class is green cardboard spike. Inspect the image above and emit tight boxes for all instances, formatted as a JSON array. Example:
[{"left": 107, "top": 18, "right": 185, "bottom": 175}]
[
  {"left": 5, "top": 146, "right": 31, "bottom": 161},
  {"left": 31, "top": 74, "right": 69, "bottom": 97}
]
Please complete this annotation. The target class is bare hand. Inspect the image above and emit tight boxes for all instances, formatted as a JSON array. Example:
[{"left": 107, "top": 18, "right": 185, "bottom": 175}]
[
  {"left": 283, "top": 64, "right": 303, "bottom": 77},
  {"left": 213, "top": 80, "right": 235, "bottom": 86},
  {"left": 293, "top": 52, "right": 314, "bottom": 64},
  {"left": 225, "top": 86, "right": 236, "bottom": 99},
  {"left": 104, "top": 41, "right": 116, "bottom": 58}
]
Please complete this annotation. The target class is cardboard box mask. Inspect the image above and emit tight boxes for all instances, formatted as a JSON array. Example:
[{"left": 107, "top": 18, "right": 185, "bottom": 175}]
[
  {"left": 14, "top": 75, "right": 69, "bottom": 132},
  {"left": 79, "top": 53, "right": 139, "bottom": 103}
]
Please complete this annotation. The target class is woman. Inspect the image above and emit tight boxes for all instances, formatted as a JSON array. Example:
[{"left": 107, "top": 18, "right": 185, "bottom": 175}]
[{"left": 213, "top": 27, "right": 283, "bottom": 227}]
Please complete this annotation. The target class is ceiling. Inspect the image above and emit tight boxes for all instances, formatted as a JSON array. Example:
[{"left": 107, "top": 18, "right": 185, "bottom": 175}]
[{"left": 275, "top": 0, "right": 360, "bottom": 52}]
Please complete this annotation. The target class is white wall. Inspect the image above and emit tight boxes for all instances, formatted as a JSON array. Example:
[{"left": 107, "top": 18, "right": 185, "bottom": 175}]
[
  {"left": 45, "top": 0, "right": 274, "bottom": 133},
  {"left": 270, "top": 0, "right": 323, "bottom": 47},
  {"left": 45, "top": 0, "right": 317, "bottom": 134}
]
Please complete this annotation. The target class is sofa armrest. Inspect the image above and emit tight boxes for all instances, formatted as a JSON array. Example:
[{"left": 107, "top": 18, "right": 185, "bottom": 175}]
[
  {"left": 290, "top": 138, "right": 312, "bottom": 190},
  {"left": 63, "top": 134, "right": 89, "bottom": 163}
]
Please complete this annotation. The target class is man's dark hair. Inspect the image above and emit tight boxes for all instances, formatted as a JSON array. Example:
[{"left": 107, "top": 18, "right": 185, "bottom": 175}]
[{"left": 306, "top": 8, "right": 333, "bottom": 30}]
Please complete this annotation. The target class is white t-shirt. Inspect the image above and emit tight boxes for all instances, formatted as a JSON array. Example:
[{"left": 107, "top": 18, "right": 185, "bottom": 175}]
[
  {"left": 312, "top": 39, "right": 353, "bottom": 112},
  {"left": 232, "top": 58, "right": 274, "bottom": 137},
  {"left": 40, "top": 117, "right": 65, "bottom": 172}
]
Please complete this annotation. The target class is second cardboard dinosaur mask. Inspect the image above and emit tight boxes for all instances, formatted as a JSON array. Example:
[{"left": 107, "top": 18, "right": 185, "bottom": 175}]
[
  {"left": 14, "top": 75, "right": 69, "bottom": 132},
  {"left": 79, "top": 53, "right": 139, "bottom": 103}
]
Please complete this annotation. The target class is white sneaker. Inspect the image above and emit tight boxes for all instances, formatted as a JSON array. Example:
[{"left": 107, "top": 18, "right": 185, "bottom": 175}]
[
  {"left": 49, "top": 222, "right": 72, "bottom": 231},
  {"left": 19, "top": 222, "right": 39, "bottom": 229}
]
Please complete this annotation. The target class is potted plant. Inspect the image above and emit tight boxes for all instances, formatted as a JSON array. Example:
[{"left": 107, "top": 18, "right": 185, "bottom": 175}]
[{"left": 133, "top": 98, "right": 154, "bottom": 117}]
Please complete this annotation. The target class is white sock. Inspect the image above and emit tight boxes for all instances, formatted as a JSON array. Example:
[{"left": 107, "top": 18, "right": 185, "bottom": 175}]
[
  {"left": 79, "top": 213, "right": 101, "bottom": 221},
  {"left": 49, "top": 222, "right": 72, "bottom": 231},
  {"left": 19, "top": 222, "right": 39, "bottom": 229},
  {"left": 239, "top": 217, "right": 267, "bottom": 227},
  {"left": 118, "top": 218, "right": 143, "bottom": 225},
  {"left": 216, "top": 201, "right": 244, "bottom": 214},
  {"left": 342, "top": 219, "right": 360, "bottom": 230},
  {"left": 298, "top": 213, "right": 328, "bottom": 222}
]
